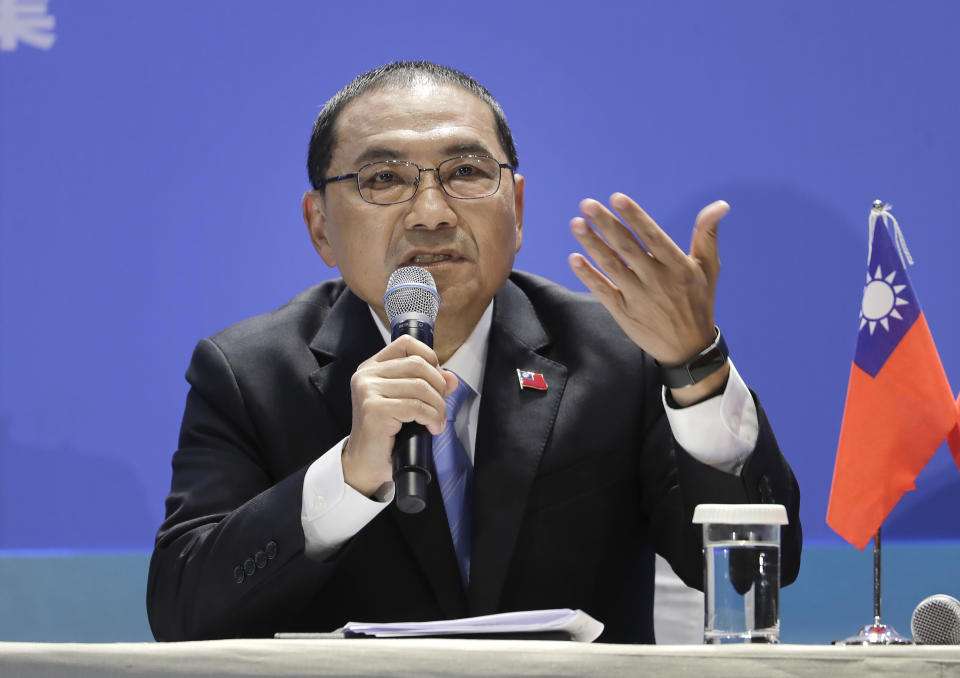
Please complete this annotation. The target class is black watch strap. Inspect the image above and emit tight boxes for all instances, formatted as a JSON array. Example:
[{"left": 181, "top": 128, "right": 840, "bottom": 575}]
[{"left": 657, "top": 326, "right": 729, "bottom": 389}]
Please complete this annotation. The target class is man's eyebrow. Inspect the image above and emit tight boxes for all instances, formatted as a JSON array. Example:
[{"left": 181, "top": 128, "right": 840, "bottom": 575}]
[
  {"left": 350, "top": 142, "right": 500, "bottom": 168},
  {"left": 441, "top": 142, "right": 496, "bottom": 158},
  {"left": 352, "top": 147, "right": 404, "bottom": 166}
]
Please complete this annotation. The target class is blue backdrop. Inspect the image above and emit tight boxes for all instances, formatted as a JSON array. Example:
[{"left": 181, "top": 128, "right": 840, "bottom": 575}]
[{"left": 2, "top": 2, "right": 959, "bottom": 559}]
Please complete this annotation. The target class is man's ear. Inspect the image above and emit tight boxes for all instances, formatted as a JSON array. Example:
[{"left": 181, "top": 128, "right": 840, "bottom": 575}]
[
  {"left": 302, "top": 190, "right": 337, "bottom": 267},
  {"left": 512, "top": 173, "right": 525, "bottom": 253}
]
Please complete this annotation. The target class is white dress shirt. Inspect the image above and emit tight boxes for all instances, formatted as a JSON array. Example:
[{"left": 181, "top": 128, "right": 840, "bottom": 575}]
[{"left": 301, "top": 302, "right": 758, "bottom": 559}]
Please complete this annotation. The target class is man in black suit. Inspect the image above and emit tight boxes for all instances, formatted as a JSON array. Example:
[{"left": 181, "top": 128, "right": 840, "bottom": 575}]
[{"left": 147, "top": 61, "right": 801, "bottom": 643}]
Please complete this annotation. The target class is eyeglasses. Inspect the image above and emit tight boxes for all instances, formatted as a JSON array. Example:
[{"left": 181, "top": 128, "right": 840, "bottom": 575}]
[{"left": 318, "top": 155, "right": 516, "bottom": 205}]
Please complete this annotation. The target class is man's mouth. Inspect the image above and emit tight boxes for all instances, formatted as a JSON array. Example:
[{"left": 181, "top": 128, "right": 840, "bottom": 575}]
[{"left": 408, "top": 253, "right": 454, "bottom": 265}]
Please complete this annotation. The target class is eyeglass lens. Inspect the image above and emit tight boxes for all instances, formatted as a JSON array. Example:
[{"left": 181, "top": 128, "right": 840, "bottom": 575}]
[{"left": 357, "top": 156, "right": 503, "bottom": 204}]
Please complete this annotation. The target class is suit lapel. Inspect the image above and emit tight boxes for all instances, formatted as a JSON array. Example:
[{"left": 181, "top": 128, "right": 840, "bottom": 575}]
[
  {"left": 307, "top": 288, "right": 467, "bottom": 619},
  {"left": 468, "top": 279, "right": 568, "bottom": 615},
  {"left": 307, "top": 288, "right": 382, "bottom": 431}
]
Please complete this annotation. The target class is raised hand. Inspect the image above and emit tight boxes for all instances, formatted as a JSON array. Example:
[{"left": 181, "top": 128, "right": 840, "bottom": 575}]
[{"left": 569, "top": 193, "right": 730, "bottom": 404}]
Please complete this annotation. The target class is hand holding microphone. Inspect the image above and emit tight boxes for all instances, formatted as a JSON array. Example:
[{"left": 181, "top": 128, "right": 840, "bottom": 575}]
[
  {"left": 383, "top": 267, "right": 443, "bottom": 513},
  {"left": 341, "top": 266, "right": 455, "bottom": 511}
]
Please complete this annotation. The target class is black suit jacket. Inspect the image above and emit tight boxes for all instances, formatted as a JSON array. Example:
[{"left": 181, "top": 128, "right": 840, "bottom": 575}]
[{"left": 147, "top": 271, "right": 801, "bottom": 643}]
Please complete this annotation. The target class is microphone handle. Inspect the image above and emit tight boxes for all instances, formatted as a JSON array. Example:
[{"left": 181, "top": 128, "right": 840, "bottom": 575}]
[{"left": 391, "top": 319, "right": 435, "bottom": 514}]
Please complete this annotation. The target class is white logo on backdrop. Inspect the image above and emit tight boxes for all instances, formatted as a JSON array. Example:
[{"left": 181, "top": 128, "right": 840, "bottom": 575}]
[{"left": 0, "top": 0, "right": 56, "bottom": 52}]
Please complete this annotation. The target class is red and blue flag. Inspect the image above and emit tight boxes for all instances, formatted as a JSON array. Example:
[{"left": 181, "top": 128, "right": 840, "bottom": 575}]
[
  {"left": 517, "top": 369, "right": 547, "bottom": 391},
  {"left": 827, "top": 205, "right": 956, "bottom": 549}
]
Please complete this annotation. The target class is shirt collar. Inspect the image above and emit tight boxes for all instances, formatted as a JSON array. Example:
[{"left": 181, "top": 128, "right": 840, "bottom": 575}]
[{"left": 368, "top": 302, "right": 493, "bottom": 398}]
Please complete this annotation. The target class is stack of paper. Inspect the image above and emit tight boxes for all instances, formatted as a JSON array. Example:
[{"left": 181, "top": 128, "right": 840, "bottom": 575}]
[{"left": 338, "top": 608, "right": 603, "bottom": 643}]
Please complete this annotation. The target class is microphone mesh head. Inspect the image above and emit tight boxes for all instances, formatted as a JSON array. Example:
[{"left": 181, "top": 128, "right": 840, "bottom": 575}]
[
  {"left": 383, "top": 266, "right": 440, "bottom": 323},
  {"left": 911, "top": 594, "right": 960, "bottom": 644}
]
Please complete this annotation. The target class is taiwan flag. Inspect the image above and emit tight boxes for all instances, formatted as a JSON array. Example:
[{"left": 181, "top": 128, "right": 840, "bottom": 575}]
[
  {"left": 517, "top": 369, "right": 548, "bottom": 391},
  {"left": 826, "top": 205, "right": 956, "bottom": 549}
]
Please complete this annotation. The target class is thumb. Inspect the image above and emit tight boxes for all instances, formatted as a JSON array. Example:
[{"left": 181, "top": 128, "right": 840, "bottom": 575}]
[
  {"left": 690, "top": 200, "right": 729, "bottom": 280},
  {"left": 442, "top": 370, "right": 460, "bottom": 397}
]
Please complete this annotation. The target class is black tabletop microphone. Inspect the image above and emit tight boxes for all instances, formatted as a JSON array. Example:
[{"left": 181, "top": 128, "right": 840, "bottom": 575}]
[
  {"left": 911, "top": 594, "right": 960, "bottom": 644},
  {"left": 383, "top": 266, "right": 441, "bottom": 514}
]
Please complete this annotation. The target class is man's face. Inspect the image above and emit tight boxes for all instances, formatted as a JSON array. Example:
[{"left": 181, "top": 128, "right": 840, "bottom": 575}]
[{"left": 303, "top": 82, "right": 524, "bottom": 338}]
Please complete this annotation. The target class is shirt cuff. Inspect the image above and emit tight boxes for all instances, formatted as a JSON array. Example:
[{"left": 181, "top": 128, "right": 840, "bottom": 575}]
[
  {"left": 301, "top": 437, "right": 395, "bottom": 560},
  {"left": 661, "top": 360, "right": 759, "bottom": 474}
]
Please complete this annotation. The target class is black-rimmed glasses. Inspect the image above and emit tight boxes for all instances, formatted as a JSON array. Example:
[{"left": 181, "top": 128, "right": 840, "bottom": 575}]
[{"left": 318, "top": 155, "right": 516, "bottom": 205}]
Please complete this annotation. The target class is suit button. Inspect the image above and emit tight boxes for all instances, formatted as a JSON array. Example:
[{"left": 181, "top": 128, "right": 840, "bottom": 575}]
[
  {"left": 243, "top": 558, "right": 256, "bottom": 576},
  {"left": 265, "top": 541, "right": 278, "bottom": 559},
  {"left": 255, "top": 550, "right": 267, "bottom": 568},
  {"left": 233, "top": 565, "right": 245, "bottom": 584}
]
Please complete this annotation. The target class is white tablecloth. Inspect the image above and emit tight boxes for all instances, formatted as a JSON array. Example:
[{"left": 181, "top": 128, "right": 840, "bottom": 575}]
[{"left": 2, "top": 639, "right": 959, "bottom": 678}]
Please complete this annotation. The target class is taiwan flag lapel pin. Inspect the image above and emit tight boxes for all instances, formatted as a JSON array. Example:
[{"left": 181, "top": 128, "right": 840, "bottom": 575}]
[{"left": 517, "top": 369, "right": 548, "bottom": 391}]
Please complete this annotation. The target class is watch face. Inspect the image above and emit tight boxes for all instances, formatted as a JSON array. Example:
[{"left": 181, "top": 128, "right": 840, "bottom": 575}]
[
  {"left": 689, "top": 330, "right": 729, "bottom": 382},
  {"left": 688, "top": 345, "right": 726, "bottom": 382},
  {"left": 660, "top": 329, "right": 728, "bottom": 388}
]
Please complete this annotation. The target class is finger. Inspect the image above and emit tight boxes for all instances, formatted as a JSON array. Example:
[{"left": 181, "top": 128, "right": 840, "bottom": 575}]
[
  {"left": 689, "top": 200, "right": 729, "bottom": 283},
  {"left": 368, "top": 396, "right": 447, "bottom": 435},
  {"left": 441, "top": 370, "right": 460, "bottom": 398},
  {"left": 570, "top": 216, "right": 644, "bottom": 295},
  {"left": 568, "top": 252, "right": 630, "bottom": 322},
  {"left": 363, "top": 353, "right": 448, "bottom": 395},
  {"left": 607, "top": 193, "right": 689, "bottom": 268},
  {"left": 371, "top": 335, "right": 446, "bottom": 388},
  {"left": 579, "top": 199, "right": 657, "bottom": 275},
  {"left": 371, "top": 376, "right": 449, "bottom": 412},
  {"left": 437, "top": 370, "right": 461, "bottom": 432},
  {"left": 376, "top": 334, "right": 441, "bottom": 367}
]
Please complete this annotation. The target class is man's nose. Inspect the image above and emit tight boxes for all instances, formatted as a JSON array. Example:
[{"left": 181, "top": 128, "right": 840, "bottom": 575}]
[{"left": 403, "top": 170, "right": 457, "bottom": 230}]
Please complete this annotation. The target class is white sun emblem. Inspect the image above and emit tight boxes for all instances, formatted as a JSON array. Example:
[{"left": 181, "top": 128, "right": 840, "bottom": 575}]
[{"left": 859, "top": 265, "right": 909, "bottom": 334}]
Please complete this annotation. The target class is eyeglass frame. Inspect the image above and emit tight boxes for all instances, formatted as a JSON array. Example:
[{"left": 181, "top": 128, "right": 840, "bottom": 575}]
[{"left": 316, "top": 154, "right": 518, "bottom": 205}]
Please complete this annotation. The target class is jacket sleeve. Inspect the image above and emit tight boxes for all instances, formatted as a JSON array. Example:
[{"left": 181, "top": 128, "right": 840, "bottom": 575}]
[
  {"left": 146, "top": 338, "right": 338, "bottom": 640},
  {"left": 641, "top": 389, "right": 802, "bottom": 592}
]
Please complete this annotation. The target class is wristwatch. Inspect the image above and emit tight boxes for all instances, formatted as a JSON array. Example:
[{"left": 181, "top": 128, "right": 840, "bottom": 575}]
[{"left": 658, "top": 326, "right": 729, "bottom": 389}]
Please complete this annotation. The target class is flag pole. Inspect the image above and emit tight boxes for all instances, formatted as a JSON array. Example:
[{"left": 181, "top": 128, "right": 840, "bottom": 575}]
[
  {"left": 874, "top": 525, "right": 882, "bottom": 625},
  {"left": 836, "top": 526, "right": 912, "bottom": 644}
]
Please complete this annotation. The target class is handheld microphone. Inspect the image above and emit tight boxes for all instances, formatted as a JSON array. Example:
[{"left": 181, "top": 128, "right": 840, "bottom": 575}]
[
  {"left": 383, "top": 266, "right": 441, "bottom": 514},
  {"left": 911, "top": 594, "right": 960, "bottom": 644}
]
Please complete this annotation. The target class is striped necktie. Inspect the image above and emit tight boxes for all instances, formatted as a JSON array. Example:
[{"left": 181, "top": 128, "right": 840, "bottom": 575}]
[{"left": 432, "top": 377, "right": 473, "bottom": 585}]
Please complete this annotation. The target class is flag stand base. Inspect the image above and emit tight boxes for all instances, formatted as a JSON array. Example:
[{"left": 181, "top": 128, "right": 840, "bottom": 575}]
[
  {"left": 836, "top": 617, "right": 912, "bottom": 645},
  {"left": 832, "top": 527, "right": 913, "bottom": 645}
]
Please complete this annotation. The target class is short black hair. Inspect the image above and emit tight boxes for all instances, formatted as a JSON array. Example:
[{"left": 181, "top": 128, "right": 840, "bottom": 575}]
[{"left": 306, "top": 61, "right": 519, "bottom": 190}]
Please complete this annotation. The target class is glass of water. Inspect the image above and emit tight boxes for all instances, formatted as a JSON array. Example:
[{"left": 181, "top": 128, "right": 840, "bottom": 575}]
[{"left": 693, "top": 504, "right": 789, "bottom": 644}]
